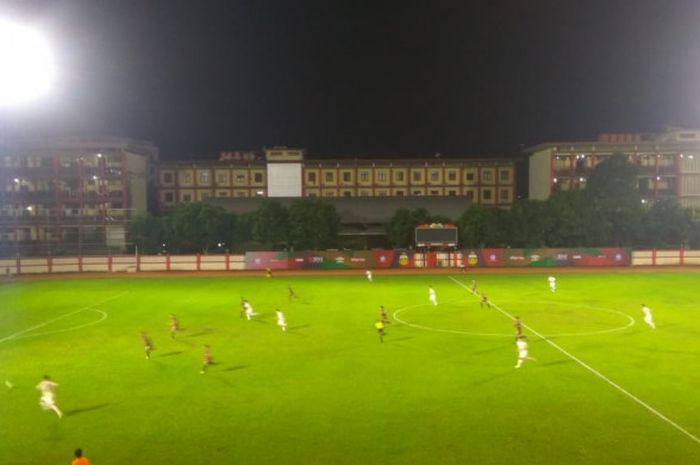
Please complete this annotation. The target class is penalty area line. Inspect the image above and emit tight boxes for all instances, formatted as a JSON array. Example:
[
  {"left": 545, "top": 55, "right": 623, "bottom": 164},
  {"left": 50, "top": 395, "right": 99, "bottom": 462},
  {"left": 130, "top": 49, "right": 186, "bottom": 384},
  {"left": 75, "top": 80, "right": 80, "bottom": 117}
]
[
  {"left": 0, "top": 291, "right": 128, "bottom": 344},
  {"left": 448, "top": 276, "right": 700, "bottom": 446}
]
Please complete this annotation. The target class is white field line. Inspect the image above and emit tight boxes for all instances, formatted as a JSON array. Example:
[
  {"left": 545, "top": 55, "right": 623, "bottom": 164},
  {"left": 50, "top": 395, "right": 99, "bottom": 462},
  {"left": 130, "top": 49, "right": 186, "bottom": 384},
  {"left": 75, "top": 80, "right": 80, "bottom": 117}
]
[
  {"left": 13, "top": 309, "right": 108, "bottom": 340},
  {"left": 448, "top": 276, "right": 700, "bottom": 446},
  {"left": 0, "top": 291, "right": 127, "bottom": 344}
]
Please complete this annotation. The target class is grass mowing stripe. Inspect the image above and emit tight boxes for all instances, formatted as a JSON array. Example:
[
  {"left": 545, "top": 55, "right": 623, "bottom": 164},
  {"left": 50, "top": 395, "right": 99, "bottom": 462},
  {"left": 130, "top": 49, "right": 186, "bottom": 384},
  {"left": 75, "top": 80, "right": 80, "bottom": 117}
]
[
  {"left": 0, "top": 291, "right": 127, "bottom": 344},
  {"left": 448, "top": 275, "right": 700, "bottom": 446}
]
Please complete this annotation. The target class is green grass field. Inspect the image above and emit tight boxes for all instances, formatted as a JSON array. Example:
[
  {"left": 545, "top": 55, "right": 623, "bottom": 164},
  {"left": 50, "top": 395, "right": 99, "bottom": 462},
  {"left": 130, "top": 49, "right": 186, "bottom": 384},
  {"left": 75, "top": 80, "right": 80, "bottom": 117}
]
[{"left": 1, "top": 271, "right": 700, "bottom": 464}]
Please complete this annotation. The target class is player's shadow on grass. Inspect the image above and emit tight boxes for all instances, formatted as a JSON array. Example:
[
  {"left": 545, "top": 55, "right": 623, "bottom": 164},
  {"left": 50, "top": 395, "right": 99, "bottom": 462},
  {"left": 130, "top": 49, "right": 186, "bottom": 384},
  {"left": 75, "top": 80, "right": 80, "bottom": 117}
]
[
  {"left": 187, "top": 329, "right": 213, "bottom": 338},
  {"left": 471, "top": 371, "right": 513, "bottom": 387},
  {"left": 222, "top": 365, "right": 248, "bottom": 372},
  {"left": 64, "top": 403, "right": 110, "bottom": 417},
  {"left": 288, "top": 324, "right": 310, "bottom": 331},
  {"left": 538, "top": 359, "right": 571, "bottom": 368},
  {"left": 385, "top": 336, "right": 414, "bottom": 343},
  {"left": 160, "top": 350, "right": 184, "bottom": 357}
]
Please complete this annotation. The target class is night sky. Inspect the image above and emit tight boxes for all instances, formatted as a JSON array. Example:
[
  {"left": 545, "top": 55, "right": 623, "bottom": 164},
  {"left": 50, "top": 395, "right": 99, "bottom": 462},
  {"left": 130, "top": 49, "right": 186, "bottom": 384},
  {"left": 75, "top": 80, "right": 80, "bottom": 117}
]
[{"left": 4, "top": 0, "right": 700, "bottom": 160}]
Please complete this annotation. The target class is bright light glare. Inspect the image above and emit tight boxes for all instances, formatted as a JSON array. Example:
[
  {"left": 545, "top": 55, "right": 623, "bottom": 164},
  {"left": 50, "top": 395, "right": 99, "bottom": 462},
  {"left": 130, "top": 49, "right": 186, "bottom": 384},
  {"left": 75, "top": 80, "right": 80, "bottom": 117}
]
[{"left": 0, "top": 20, "right": 54, "bottom": 106}]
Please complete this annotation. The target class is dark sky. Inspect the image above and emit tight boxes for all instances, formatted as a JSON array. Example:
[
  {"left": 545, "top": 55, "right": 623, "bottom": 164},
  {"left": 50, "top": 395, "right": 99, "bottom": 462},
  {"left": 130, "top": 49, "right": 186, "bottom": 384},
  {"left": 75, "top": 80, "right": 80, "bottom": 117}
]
[{"left": 4, "top": 0, "right": 700, "bottom": 160}]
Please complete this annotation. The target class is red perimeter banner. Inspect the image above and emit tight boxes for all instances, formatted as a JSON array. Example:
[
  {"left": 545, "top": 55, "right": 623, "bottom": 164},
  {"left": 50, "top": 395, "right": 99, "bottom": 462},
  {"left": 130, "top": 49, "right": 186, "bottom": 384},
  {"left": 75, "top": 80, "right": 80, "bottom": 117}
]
[
  {"left": 245, "top": 250, "right": 415, "bottom": 270},
  {"left": 479, "top": 248, "right": 630, "bottom": 267}
]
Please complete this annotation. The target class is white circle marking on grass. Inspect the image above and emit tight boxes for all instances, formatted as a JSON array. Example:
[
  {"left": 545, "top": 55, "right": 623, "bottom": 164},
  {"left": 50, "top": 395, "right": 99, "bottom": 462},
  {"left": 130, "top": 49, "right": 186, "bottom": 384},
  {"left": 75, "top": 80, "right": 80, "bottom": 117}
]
[
  {"left": 0, "top": 291, "right": 126, "bottom": 344},
  {"left": 393, "top": 301, "right": 634, "bottom": 338},
  {"left": 12, "top": 309, "right": 108, "bottom": 340}
]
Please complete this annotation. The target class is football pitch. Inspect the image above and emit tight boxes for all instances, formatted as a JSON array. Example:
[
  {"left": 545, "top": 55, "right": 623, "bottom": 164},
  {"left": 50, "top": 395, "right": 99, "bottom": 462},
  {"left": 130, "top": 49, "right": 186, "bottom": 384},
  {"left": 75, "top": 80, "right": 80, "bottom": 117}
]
[{"left": 1, "top": 271, "right": 699, "bottom": 464}]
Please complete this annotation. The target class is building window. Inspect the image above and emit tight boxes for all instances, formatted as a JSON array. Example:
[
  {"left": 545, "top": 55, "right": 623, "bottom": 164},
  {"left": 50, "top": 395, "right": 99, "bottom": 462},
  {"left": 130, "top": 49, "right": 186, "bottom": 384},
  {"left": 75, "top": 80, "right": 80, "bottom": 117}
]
[
  {"left": 430, "top": 172, "right": 439, "bottom": 182},
  {"left": 466, "top": 190, "right": 475, "bottom": 201},
  {"left": 500, "top": 189, "right": 510, "bottom": 201},
  {"left": 201, "top": 192, "right": 211, "bottom": 200},
  {"left": 482, "top": 189, "right": 492, "bottom": 201},
  {"left": 396, "top": 171, "right": 405, "bottom": 181},
  {"left": 216, "top": 173, "right": 229, "bottom": 184},
  {"left": 395, "top": 190, "right": 405, "bottom": 196},
  {"left": 182, "top": 194, "right": 192, "bottom": 202},
  {"left": 482, "top": 171, "right": 492, "bottom": 182},
  {"left": 342, "top": 190, "right": 352, "bottom": 197},
  {"left": 499, "top": 169, "right": 510, "bottom": 182},
  {"left": 465, "top": 172, "right": 475, "bottom": 182},
  {"left": 254, "top": 173, "right": 263, "bottom": 183},
  {"left": 359, "top": 189, "right": 371, "bottom": 196},
  {"left": 447, "top": 189, "right": 457, "bottom": 196},
  {"left": 307, "top": 172, "right": 316, "bottom": 183},
  {"left": 342, "top": 171, "right": 351, "bottom": 182},
  {"left": 325, "top": 172, "right": 334, "bottom": 182},
  {"left": 360, "top": 171, "right": 370, "bottom": 182},
  {"left": 447, "top": 171, "right": 457, "bottom": 182},
  {"left": 377, "top": 172, "right": 387, "bottom": 182},
  {"left": 182, "top": 173, "right": 192, "bottom": 183},
  {"left": 164, "top": 192, "right": 174, "bottom": 202},
  {"left": 412, "top": 190, "right": 422, "bottom": 196},
  {"left": 308, "top": 192, "right": 317, "bottom": 198},
  {"left": 199, "top": 172, "right": 210, "bottom": 184},
  {"left": 236, "top": 174, "right": 246, "bottom": 183},
  {"left": 429, "top": 189, "right": 439, "bottom": 195},
  {"left": 216, "top": 190, "right": 230, "bottom": 197},
  {"left": 163, "top": 173, "right": 173, "bottom": 184},
  {"left": 412, "top": 171, "right": 422, "bottom": 182}
]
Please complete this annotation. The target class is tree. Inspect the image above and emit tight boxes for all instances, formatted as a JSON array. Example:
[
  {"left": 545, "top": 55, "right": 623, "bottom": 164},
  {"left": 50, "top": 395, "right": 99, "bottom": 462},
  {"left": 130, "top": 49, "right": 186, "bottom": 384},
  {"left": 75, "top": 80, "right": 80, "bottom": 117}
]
[
  {"left": 251, "top": 200, "right": 289, "bottom": 248},
  {"left": 641, "top": 198, "right": 693, "bottom": 248},
  {"left": 458, "top": 205, "right": 509, "bottom": 247},
  {"left": 385, "top": 208, "right": 414, "bottom": 248},
  {"left": 507, "top": 200, "right": 551, "bottom": 247},
  {"left": 583, "top": 155, "right": 643, "bottom": 246},
  {"left": 288, "top": 199, "right": 340, "bottom": 250},
  {"left": 543, "top": 191, "right": 591, "bottom": 247},
  {"left": 128, "top": 215, "right": 166, "bottom": 254},
  {"left": 165, "top": 202, "right": 232, "bottom": 253}
]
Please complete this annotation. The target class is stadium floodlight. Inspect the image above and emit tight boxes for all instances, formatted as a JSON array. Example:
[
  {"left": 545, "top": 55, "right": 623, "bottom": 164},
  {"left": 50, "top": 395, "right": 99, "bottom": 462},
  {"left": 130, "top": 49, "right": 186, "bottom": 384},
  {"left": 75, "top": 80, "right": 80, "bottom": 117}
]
[{"left": 0, "top": 20, "right": 54, "bottom": 106}]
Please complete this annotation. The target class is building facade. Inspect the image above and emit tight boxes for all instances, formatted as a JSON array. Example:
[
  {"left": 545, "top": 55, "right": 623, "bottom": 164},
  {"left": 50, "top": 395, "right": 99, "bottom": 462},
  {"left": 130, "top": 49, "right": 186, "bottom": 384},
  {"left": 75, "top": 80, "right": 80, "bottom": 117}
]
[
  {"left": 527, "top": 129, "right": 700, "bottom": 208},
  {"left": 0, "top": 136, "right": 158, "bottom": 256},
  {"left": 157, "top": 147, "right": 516, "bottom": 211}
]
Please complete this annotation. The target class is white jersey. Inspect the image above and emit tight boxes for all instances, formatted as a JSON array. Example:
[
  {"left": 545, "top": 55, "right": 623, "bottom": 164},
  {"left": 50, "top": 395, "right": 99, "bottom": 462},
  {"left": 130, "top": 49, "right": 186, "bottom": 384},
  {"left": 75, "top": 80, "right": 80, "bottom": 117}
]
[
  {"left": 36, "top": 379, "right": 58, "bottom": 396},
  {"left": 642, "top": 306, "right": 652, "bottom": 317},
  {"left": 36, "top": 380, "right": 58, "bottom": 408},
  {"left": 428, "top": 287, "right": 437, "bottom": 304},
  {"left": 276, "top": 311, "right": 286, "bottom": 324},
  {"left": 366, "top": 270, "right": 373, "bottom": 281}
]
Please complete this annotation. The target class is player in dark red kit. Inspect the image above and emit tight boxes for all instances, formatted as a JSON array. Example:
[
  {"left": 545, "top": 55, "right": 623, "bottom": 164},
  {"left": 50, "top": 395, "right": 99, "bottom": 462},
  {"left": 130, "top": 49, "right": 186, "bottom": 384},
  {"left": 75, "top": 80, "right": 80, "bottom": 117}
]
[{"left": 514, "top": 316, "right": 523, "bottom": 341}]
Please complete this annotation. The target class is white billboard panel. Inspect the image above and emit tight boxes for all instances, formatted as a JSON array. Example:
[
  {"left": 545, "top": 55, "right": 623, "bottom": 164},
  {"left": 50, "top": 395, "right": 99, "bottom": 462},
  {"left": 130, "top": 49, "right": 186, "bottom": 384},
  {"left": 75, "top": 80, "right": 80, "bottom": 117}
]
[{"left": 267, "top": 163, "right": 302, "bottom": 197}]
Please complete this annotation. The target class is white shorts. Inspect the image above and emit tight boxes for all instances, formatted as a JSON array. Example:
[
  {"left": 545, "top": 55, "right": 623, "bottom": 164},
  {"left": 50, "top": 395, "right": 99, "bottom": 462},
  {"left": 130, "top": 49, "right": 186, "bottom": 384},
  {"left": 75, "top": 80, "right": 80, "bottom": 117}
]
[
  {"left": 40, "top": 395, "right": 55, "bottom": 410},
  {"left": 519, "top": 351, "right": 528, "bottom": 359}
]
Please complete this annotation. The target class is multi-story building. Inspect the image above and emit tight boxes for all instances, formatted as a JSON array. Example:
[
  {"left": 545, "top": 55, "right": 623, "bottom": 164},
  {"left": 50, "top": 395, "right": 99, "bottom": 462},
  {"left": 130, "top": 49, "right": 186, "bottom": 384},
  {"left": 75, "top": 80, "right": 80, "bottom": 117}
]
[
  {"left": 527, "top": 128, "right": 700, "bottom": 208},
  {"left": 0, "top": 136, "right": 158, "bottom": 256},
  {"left": 157, "top": 147, "right": 516, "bottom": 210}
]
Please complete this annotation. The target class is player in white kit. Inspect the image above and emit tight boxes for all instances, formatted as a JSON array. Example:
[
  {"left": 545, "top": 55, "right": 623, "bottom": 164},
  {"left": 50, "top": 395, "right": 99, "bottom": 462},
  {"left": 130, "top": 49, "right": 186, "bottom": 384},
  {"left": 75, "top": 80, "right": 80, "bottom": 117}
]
[
  {"left": 641, "top": 304, "right": 655, "bottom": 329},
  {"left": 244, "top": 300, "right": 258, "bottom": 320},
  {"left": 366, "top": 270, "right": 373, "bottom": 282},
  {"left": 428, "top": 286, "right": 438, "bottom": 306},
  {"left": 515, "top": 336, "right": 536, "bottom": 368},
  {"left": 276, "top": 309, "right": 287, "bottom": 331},
  {"left": 548, "top": 276, "right": 556, "bottom": 292},
  {"left": 36, "top": 375, "right": 63, "bottom": 418}
]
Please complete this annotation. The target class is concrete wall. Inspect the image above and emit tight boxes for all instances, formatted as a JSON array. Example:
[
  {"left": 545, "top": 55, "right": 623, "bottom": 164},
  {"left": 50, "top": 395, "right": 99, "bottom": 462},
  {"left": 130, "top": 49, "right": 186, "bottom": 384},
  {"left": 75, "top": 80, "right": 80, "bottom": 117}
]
[
  {"left": 528, "top": 149, "right": 552, "bottom": 200},
  {"left": 631, "top": 250, "right": 700, "bottom": 266}
]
